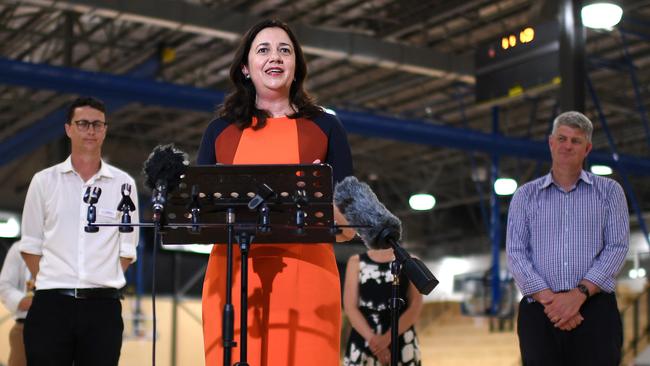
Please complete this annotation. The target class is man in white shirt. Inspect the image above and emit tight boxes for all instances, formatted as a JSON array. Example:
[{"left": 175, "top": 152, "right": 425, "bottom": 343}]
[
  {"left": 19, "top": 96, "right": 139, "bottom": 366},
  {"left": 0, "top": 241, "right": 33, "bottom": 366}
]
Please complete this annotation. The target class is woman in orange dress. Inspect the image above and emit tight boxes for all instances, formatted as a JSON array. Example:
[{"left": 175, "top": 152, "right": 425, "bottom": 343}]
[{"left": 197, "top": 19, "right": 353, "bottom": 366}]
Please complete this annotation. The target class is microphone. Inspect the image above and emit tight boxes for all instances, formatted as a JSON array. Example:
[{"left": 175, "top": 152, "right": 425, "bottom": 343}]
[
  {"left": 142, "top": 144, "right": 189, "bottom": 222},
  {"left": 334, "top": 176, "right": 438, "bottom": 295},
  {"left": 333, "top": 176, "right": 401, "bottom": 249}
]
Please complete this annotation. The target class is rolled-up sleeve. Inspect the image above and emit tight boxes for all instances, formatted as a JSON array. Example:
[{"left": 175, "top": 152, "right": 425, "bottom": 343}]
[
  {"left": 0, "top": 244, "right": 25, "bottom": 314},
  {"left": 19, "top": 173, "right": 46, "bottom": 256},
  {"left": 506, "top": 187, "right": 549, "bottom": 296},
  {"left": 584, "top": 182, "right": 629, "bottom": 292}
]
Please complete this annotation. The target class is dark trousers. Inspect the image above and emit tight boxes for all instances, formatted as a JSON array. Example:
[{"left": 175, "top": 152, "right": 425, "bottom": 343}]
[
  {"left": 517, "top": 292, "right": 622, "bottom": 366},
  {"left": 23, "top": 291, "right": 123, "bottom": 366}
]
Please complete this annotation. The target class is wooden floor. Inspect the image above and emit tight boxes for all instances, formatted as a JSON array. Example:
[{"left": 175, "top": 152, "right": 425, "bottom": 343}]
[
  {"left": 416, "top": 302, "right": 520, "bottom": 366},
  {"left": 0, "top": 296, "right": 206, "bottom": 366},
  {"left": 0, "top": 298, "right": 523, "bottom": 366}
]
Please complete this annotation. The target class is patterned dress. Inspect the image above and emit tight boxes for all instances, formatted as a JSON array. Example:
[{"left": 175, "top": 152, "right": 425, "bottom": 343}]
[
  {"left": 344, "top": 253, "right": 422, "bottom": 366},
  {"left": 197, "top": 113, "right": 353, "bottom": 366}
]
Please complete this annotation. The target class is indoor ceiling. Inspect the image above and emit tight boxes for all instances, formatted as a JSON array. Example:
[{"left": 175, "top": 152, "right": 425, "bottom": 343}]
[{"left": 1, "top": 0, "right": 650, "bottom": 258}]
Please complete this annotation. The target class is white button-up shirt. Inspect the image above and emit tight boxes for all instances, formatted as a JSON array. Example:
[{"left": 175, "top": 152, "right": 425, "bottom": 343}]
[
  {"left": 0, "top": 242, "right": 31, "bottom": 319},
  {"left": 19, "top": 156, "right": 139, "bottom": 290}
]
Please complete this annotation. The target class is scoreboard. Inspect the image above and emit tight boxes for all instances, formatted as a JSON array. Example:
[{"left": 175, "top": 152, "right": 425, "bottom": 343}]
[{"left": 475, "top": 20, "right": 560, "bottom": 103}]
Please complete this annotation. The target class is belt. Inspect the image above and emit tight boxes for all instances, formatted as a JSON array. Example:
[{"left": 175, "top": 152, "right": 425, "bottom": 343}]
[
  {"left": 37, "top": 288, "right": 122, "bottom": 300},
  {"left": 15, "top": 318, "right": 25, "bottom": 324}
]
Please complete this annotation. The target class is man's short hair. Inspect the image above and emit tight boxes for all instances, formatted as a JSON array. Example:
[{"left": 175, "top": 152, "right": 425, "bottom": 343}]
[
  {"left": 65, "top": 96, "right": 106, "bottom": 124},
  {"left": 551, "top": 111, "right": 594, "bottom": 142}
]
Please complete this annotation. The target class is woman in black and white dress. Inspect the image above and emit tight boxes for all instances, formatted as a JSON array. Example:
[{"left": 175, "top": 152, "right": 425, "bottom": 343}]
[{"left": 343, "top": 248, "right": 423, "bottom": 366}]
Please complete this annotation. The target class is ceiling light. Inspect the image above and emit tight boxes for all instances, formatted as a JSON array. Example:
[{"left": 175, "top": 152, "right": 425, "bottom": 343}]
[
  {"left": 590, "top": 164, "right": 613, "bottom": 175},
  {"left": 638, "top": 268, "right": 647, "bottom": 278},
  {"left": 409, "top": 193, "right": 436, "bottom": 211},
  {"left": 494, "top": 178, "right": 517, "bottom": 196},
  {"left": 322, "top": 107, "right": 337, "bottom": 116},
  {"left": 581, "top": 2, "right": 623, "bottom": 29},
  {"left": 162, "top": 244, "right": 212, "bottom": 255},
  {"left": 0, "top": 213, "right": 20, "bottom": 238}
]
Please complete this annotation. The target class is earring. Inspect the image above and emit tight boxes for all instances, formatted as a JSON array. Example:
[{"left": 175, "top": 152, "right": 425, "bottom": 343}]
[{"left": 245, "top": 74, "right": 251, "bottom": 79}]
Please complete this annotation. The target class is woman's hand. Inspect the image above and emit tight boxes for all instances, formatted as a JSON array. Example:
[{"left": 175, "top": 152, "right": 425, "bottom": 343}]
[
  {"left": 369, "top": 332, "right": 391, "bottom": 354},
  {"left": 375, "top": 347, "right": 391, "bottom": 365}
]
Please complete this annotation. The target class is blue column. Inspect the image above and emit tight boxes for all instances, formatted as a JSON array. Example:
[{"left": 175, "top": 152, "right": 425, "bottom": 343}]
[{"left": 490, "top": 106, "right": 501, "bottom": 315}]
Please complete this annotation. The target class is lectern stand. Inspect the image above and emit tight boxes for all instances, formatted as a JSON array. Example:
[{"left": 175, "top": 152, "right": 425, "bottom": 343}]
[{"left": 162, "top": 164, "right": 337, "bottom": 366}]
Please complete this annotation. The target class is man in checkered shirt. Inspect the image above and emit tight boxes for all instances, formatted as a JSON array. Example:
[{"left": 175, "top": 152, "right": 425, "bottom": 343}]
[{"left": 506, "top": 111, "right": 629, "bottom": 366}]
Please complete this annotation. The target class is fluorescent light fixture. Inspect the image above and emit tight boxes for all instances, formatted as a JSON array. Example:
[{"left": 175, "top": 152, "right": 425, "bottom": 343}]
[
  {"left": 322, "top": 107, "right": 337, "bottom": 116},
  {"left": 581, "top": 2, "right": 623, "bottom": 29},
  {"left": 162, "top": 244, "right": 213, "bottom": 255},
  {"left": 0, "top": 212, "right": 20, "bottom": 238},
  {"left": 409, "top": 193, "right": 436, "bottom": 211},
  {"left": 636, "top": 268, "right": 645, "bottom": 278},
  {"left": 590, "top": 164, "right": 613, "bottom": 175},
  {"left": 494, "top": 178, "right": 518, "bottom": 196}
]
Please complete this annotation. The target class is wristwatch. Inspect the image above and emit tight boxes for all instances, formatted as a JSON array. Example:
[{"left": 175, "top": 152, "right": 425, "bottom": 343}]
[{"left": 576, "top": 284, "right": 590, "bottom": 299}]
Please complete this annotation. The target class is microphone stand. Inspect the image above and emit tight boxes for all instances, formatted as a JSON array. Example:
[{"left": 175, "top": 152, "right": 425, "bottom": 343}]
[
  {"left": 150, "top": 186, "right": 166, "bottom": 366},
  {"left": 378, "top": 228, "right": 439, "bottom": 366},
  {"left": 235, "top": 231, "right": 254, "bottom": 366},
  {"left": 389, "top": 260, "right": 405, "bottom": 366},
  {"left": 223, "top": 208, "right": 236, "bottom": 366}
]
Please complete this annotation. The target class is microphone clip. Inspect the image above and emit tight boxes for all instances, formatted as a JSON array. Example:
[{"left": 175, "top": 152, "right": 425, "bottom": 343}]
[
  {"left": 293, "top": 189, "right": 308, "bottom": 235},
  {"left": 188, "top": 184, "right": 201, "bottom": 234},
  {"left": 83, "top": 186, "right": 102, "bottom": 233},
  {"left": 151, "top": 180, "right": 167, "bottom": 224},
  {"left": 117, "top": 183, "right": 136, "bottom": 233},
  {"left": 248, "top": 184, "right": 275, "bottom": 234}
]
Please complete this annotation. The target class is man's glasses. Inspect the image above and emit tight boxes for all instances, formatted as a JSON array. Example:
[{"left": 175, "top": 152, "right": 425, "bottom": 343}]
[{"left": 72, "top": 120, "right": 108, "bottom": 132}]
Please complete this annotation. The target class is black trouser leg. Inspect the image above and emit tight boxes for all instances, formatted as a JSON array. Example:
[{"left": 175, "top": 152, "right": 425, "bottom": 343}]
[
  {"left": 24, "top": 292, "right": 76, "bottom": 366},
  {"left": 518, "top": 293, "right": 622, "bottom": 366},
  {"left": 24, "top": 291, "right": 123, "bottom": 366},
  {"left": 566, "top": 293, "right": 622, "bottom": 366},
  {"left": 74, "top": 297, "right": 123, "bottom": 366},
  {"left": 517, "top": 298, "right": 564, "bottom": 366}
]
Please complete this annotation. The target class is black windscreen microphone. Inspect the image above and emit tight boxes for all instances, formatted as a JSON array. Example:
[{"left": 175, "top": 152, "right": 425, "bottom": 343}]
[
  {"left": 142, "top": 144, "right": 189, "bottom": 222},
  {"left": 333, "top": 176, "right": 401, "bottom": 249},
  {"left": 334, "top": 176, "right": 438, "bottom": 295}
]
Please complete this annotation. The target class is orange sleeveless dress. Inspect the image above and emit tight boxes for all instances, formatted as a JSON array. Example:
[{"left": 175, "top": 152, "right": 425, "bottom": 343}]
[{"left": 197, "top": 114, "right": 353, "bottom": 366}]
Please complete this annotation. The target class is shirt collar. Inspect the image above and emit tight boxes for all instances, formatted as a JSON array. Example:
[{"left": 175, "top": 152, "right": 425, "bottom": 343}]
[
  {"left": 58, "top": 156, "right": 74, "bottom": 173},
  {"left": 539, "top": 169, "right": 593, "bottom": 190},
  {"left": 57, "top": 156, "right": 114, "bottom": 179}
]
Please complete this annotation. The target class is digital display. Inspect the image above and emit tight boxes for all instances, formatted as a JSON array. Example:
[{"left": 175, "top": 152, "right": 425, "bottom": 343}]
[
  {"left": 500, "top": 27, "right": 535, "bottom": 51},
  {"left": 475, "top": 20, "right": 560, "bottom": 103}
]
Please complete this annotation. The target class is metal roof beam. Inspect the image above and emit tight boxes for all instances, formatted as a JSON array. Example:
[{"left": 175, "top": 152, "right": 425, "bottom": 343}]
[
  {"left": 1, "top": 57, "right": 649, "bottom": 175},
  {"left": 22, "top": 0, "right": 474, "bottom": 82}
]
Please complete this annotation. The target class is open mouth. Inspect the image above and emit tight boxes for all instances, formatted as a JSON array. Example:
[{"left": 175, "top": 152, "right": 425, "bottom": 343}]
[{"left": 265, "top": 67, "right": 284, "bottom": 76}]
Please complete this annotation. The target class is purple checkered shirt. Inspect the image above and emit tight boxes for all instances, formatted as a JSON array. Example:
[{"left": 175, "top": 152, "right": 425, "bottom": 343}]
[{"left": 506, "top": 170, "right": 629, "bottom": 297}]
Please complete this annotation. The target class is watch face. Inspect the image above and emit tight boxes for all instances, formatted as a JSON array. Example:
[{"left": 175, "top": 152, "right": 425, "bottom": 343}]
[{"left": 577, "top": 284, "right": 589, "bottom": 298}]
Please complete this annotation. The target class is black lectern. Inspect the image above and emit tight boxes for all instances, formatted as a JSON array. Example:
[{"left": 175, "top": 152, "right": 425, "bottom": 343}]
[{"left": 163, "top": 164, "right": 337, "bottom": 366}]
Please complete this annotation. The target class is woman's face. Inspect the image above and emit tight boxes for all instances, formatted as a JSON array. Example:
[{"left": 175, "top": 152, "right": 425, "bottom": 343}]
[{"left": 242, "top": 27, "right": 296, "bottom": 97}]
